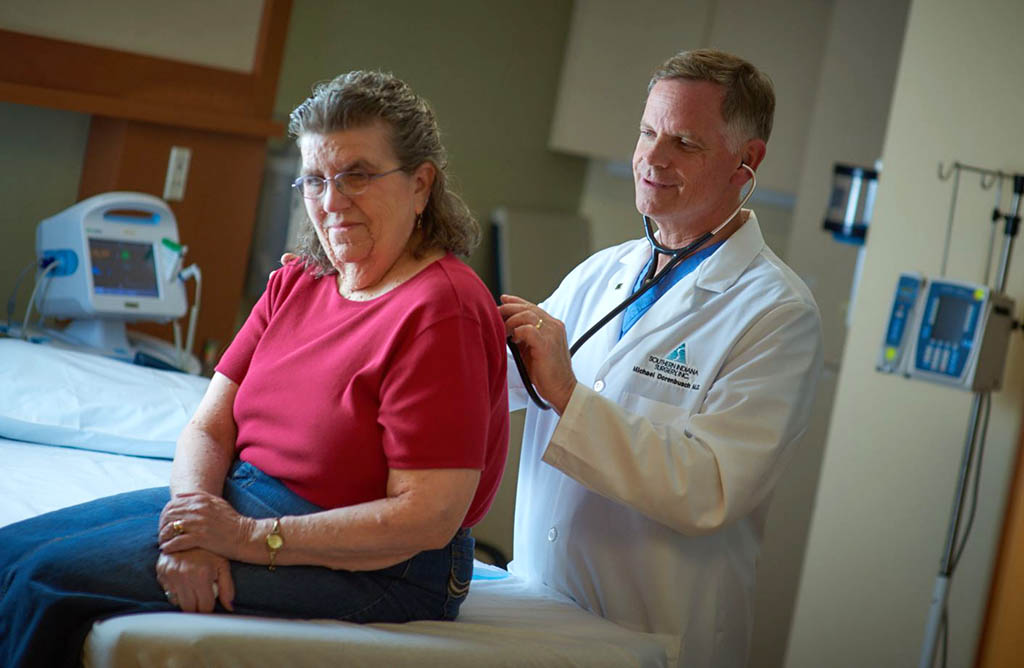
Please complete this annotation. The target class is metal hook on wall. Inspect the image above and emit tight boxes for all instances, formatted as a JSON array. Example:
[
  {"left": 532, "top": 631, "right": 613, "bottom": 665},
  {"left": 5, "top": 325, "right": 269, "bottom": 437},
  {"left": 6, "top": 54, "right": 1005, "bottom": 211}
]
[
  {"left": 938, "top": 161, "right": 957, "bottom": 181},
  {"left": 936, "top": 158, "right": 1019, "bottom": 280},
  {"left": 940, "top": 164, "right": 962, "bottom": 277}
]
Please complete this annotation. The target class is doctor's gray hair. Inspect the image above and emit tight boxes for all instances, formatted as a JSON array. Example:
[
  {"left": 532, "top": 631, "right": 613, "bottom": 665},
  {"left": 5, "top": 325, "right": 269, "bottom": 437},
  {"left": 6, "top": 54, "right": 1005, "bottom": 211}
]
[
  {"left": 649, "top": 49, "right": 775, "bottom": 151},
  {"left": 288, "top": 70, "right": 479, "bottom": 274}
]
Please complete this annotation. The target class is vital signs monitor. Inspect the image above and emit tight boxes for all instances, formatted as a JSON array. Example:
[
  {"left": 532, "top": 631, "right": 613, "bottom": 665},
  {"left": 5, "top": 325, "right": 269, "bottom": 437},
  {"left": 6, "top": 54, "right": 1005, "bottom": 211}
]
[
  {"left": 877, "top": 272, "right": 1015, "bottom": 392},
  {"left": 34, "top": 192, "right": 188, "bottom": 356}
]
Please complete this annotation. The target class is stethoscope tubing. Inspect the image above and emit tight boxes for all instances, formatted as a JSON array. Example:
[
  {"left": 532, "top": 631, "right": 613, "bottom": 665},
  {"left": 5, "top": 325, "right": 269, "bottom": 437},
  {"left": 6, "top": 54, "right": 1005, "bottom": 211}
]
[
  {"left": 506, "top": 232, "right": 708, "bottom": 411},
  {"left": 510, "top": 165, "right": 757, "bottom": 410}
]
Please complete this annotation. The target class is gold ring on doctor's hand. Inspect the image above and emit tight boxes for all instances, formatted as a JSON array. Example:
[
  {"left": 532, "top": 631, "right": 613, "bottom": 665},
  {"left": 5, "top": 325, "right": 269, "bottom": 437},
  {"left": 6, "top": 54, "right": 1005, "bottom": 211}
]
[
  {"left": 535, "top": 318, "right": 544, "bottom": 330},
  {"left": 172, "top": 520, "right": 185, "bottom": 536}
]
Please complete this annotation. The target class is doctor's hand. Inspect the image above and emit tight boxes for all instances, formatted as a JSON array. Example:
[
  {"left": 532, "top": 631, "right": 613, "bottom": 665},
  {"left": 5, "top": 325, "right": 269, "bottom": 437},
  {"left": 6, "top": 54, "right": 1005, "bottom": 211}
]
[
  {"left": 156, "top": 548, "right": 235, "bottom": 613},
  {"left": 268, "top": 252, "right": 301, "bottom": 278},
  {"left": 499, "top": 295, "right": 577, "bottom": 414},
  {"left": 158, "top": 491, "right": 258, "bottom": 563}
]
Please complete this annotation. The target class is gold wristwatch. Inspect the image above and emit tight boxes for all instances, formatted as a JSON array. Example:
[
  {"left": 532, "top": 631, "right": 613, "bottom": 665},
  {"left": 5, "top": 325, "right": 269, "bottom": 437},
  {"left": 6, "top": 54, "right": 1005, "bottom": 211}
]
[{"left": 266, "top": 518, "right": 284, "bottom": 571}]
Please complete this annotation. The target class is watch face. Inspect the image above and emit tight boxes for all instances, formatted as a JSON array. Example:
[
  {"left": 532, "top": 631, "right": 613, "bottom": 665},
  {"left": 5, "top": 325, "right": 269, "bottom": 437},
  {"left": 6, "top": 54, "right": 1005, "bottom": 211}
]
[{"left": 267, "top": 534, "right": 284, "bottom": 550}]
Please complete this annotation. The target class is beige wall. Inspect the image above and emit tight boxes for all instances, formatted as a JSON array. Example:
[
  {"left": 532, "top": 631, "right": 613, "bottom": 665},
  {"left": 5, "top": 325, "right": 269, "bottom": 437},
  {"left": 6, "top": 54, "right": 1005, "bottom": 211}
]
[
  {"left": 579, "top": 162, "right": 642, "bottom": 252},
  {"left": 0, "top": 0, "right": 264, "bottom": 72},
  {"left": 784, "top": 0, "right": 910, "bottom": 368},
  {"left": 786, "top": 1, "right": 1024, "bottom": 666},
  {"left": 274, "top": 0, "right": 587, "bottom": 287},
  {"left": 550, "top": 0, "right": 713, "bottom": 163},
  {"left": 0, "top": 103, "right": 90, "bottom": 298},
  {"left": 702, "top": 0, "right": 833, "bottom": 195}
]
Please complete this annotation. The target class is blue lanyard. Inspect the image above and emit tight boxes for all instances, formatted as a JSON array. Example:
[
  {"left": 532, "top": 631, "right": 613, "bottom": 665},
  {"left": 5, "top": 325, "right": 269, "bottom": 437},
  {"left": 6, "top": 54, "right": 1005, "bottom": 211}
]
[{"left": 619, "top": 242, "right": 722, "bottom": 338}]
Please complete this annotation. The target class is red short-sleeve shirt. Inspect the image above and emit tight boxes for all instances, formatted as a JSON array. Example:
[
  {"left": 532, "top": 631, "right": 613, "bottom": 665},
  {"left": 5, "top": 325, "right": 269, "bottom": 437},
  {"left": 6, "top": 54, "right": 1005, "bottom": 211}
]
[{"left": 216, "top": 255, "right": 509, "bottom": 527}]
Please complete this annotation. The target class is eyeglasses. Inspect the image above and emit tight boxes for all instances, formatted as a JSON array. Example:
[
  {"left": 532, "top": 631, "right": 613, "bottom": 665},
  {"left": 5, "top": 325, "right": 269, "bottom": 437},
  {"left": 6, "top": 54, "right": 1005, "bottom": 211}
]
[{"left": 291, "top": 167, "right": 405, "bottom": 199}]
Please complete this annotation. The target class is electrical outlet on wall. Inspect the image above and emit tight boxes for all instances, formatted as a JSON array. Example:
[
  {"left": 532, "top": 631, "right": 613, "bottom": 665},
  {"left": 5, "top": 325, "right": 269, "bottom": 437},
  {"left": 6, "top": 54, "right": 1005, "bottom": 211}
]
[{"left": 163, "top": 146, "right": 192, "bottom": 201}]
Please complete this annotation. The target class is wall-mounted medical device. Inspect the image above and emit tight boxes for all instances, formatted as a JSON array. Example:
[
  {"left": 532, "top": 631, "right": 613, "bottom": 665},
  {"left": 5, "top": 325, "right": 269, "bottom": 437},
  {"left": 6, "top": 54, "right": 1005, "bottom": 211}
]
[
  {"left": 823, "top": 162, "right": 882, "bottom": 330},
  {"left": 823, "top": 163, "right": 879, "bottom": 245},
  {"left": 877, "top": 272, "right": 1015, "bottom": 392},
  {"left": 34, "top": 192, "right": 195, "bottom": 366}
]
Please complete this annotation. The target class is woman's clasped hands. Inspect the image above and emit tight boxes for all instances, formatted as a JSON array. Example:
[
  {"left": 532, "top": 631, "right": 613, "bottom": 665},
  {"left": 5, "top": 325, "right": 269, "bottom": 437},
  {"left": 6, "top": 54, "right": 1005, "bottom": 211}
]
[{"left": 155, "top": 492, "right": 258, "bottom": 614}]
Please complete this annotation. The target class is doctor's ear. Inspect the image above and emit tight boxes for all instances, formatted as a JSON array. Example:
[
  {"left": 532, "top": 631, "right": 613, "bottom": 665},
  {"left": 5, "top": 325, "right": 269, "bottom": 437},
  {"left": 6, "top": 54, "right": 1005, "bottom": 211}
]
[
  {"left": 743, "top": 139, "right": 767, "bottom": 169},
  {"left": 731, "top": 139, "right": 766, "bottom": 185}
]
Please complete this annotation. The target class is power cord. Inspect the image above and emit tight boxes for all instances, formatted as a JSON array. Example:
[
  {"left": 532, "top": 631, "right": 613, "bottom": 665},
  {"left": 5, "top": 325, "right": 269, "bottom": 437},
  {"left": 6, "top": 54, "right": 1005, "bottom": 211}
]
[
  {"left": 928, "top": 393, "right": 990, "bottom": 668},
  {"left": 5, "top": 259, "right": 38, "bottom": 330},
  {"left": 22, "top": 259, "right": 59, "bottom": 340},
  {"left": 173, "top": 264, "right": 202, "bottom": 370},
  {"left": 951, "top": 394, "right": 991, "bottom": 571},
  {"left": 940, "top": 608, "right": 948, "bottom": 668}
]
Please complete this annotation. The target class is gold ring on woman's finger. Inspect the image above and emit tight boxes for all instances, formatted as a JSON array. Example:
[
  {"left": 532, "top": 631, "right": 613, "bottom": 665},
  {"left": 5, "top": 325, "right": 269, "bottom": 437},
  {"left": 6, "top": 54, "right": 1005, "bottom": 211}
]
[
  {"left": 172, "top": 520, "right": 185, "bottom": 535},
  {"left": 535, "top": 318, "right": 544, "bottom": 330}
]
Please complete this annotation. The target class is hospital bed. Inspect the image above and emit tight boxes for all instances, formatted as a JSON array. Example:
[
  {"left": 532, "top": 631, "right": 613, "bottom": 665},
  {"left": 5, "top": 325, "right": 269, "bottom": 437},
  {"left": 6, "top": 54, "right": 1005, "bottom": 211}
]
[{"left": 0, "top": 339, "right": 676, "bottom": 667}]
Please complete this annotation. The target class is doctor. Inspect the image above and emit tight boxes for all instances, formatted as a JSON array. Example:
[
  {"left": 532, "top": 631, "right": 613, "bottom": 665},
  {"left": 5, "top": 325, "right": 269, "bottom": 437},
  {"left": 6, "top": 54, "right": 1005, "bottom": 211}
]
[{"left": 500, "top": 49, "right": 822, "bottom": 667}]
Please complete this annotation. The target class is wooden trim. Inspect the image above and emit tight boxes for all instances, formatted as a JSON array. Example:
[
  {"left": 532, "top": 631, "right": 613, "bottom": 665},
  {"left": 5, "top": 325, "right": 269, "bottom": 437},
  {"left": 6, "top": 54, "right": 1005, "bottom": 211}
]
[
  {"left": 0, "top": 81, "right": 282, "bottom": 138},
  {"left": 249, "top": 0, "right": 292, "bottom": 109},
  {"left": 975, "top": 430, "right": 1024, "bottom": 666},
  {"left": 0, "top": 0, "right": 291, "bottom": 135}
]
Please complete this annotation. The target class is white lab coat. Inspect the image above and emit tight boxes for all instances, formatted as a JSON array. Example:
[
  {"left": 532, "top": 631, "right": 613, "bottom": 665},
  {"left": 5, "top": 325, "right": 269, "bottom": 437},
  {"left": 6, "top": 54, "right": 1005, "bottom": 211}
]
[{"left": 507, "top": 213, "right": 823, "bottom": 668}]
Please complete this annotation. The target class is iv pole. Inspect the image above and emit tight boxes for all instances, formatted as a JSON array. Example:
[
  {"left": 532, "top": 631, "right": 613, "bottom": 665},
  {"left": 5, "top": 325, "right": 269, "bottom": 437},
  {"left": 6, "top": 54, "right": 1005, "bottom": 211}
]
[{"left": 918, "top": 171, "right": 1023, "bottom": 668}]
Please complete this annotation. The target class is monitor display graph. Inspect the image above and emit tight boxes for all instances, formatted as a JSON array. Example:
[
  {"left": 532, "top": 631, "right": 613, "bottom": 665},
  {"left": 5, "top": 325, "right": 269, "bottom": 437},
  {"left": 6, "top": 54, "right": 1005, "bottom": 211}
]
[{"left": 89, "top": 238, "right": 159, "bottom": 298}]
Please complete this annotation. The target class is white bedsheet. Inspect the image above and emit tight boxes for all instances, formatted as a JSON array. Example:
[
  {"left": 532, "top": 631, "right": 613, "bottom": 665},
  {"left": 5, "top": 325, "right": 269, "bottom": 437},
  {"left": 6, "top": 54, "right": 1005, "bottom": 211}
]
[
  {"left": 0, "top": 339, "right": 208, "bottom": 459},
  {"left": 1, "top": 438, "right": 676, "bottom": 667},
  {"left": 0, "top": 437, "right": 172, "bottom": 528}
]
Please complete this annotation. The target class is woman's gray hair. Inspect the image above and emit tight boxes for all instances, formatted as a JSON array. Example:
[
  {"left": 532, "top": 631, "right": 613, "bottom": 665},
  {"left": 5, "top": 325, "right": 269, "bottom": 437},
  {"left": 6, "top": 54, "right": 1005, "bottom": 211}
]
[
  {"left": 288, "top": 70, "right": 479, "bottom": 275},
  {"left": 648, "top": 49, "right": 775, "bottom": 151}
]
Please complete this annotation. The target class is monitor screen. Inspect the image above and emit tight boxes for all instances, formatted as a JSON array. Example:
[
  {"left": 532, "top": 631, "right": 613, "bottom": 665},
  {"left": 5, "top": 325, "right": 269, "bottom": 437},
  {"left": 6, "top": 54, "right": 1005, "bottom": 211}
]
[
  {"left": 931, "top": 295, "right": 970, "bottom": 344},
  {"left": 89, "top": 238, "right": 159, "bottom": 298}
]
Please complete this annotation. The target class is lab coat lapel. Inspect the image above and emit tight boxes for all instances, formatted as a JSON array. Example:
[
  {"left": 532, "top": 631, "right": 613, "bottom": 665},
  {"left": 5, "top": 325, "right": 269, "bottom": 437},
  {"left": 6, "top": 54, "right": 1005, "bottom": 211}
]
[
  {"left": 574, "top": 242, "right": 650, "bottom": 382},
  {"left": 694, "top": 212, "right": 765, "bottom": 293}
]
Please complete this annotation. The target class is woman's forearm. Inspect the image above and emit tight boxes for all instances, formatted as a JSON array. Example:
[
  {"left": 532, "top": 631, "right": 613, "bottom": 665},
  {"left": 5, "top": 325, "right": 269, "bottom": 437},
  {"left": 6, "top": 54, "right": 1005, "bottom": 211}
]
[
  {"left": 170, "top": 424, "right": 235, "bottom": 495},
  {"left": 236, "top": 468, "right": 480, "bottom": 571},
  {"left": 170, "top": 373, "right": 239, "bottom": 496}
]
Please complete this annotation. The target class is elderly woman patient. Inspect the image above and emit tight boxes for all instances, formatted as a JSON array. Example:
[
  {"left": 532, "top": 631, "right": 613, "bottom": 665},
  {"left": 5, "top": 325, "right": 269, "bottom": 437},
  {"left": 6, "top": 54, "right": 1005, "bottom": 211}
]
[{"left": 0, "top": 71, "right": 509, "bottom": 668}]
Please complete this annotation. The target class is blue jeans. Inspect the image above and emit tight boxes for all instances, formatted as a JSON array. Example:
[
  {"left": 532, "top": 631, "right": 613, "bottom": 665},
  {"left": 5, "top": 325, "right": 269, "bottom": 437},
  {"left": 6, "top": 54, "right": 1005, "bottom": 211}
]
[{"left": 0, "top": 461, "right": 474, "bottom": 668}]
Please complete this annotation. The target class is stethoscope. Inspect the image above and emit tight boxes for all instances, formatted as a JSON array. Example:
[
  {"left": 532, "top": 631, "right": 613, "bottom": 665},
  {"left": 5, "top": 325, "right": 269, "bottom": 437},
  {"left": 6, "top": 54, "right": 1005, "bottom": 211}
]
[{"left": 508, "top": 163, "right": 758, "bottom": 410}]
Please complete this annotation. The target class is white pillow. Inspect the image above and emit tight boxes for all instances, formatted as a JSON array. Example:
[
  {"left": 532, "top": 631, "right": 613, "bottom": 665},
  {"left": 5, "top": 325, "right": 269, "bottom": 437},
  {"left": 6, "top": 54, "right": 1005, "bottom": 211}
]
[{"left": 0, "top": 339, "right": 210, "bottom": 459}]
